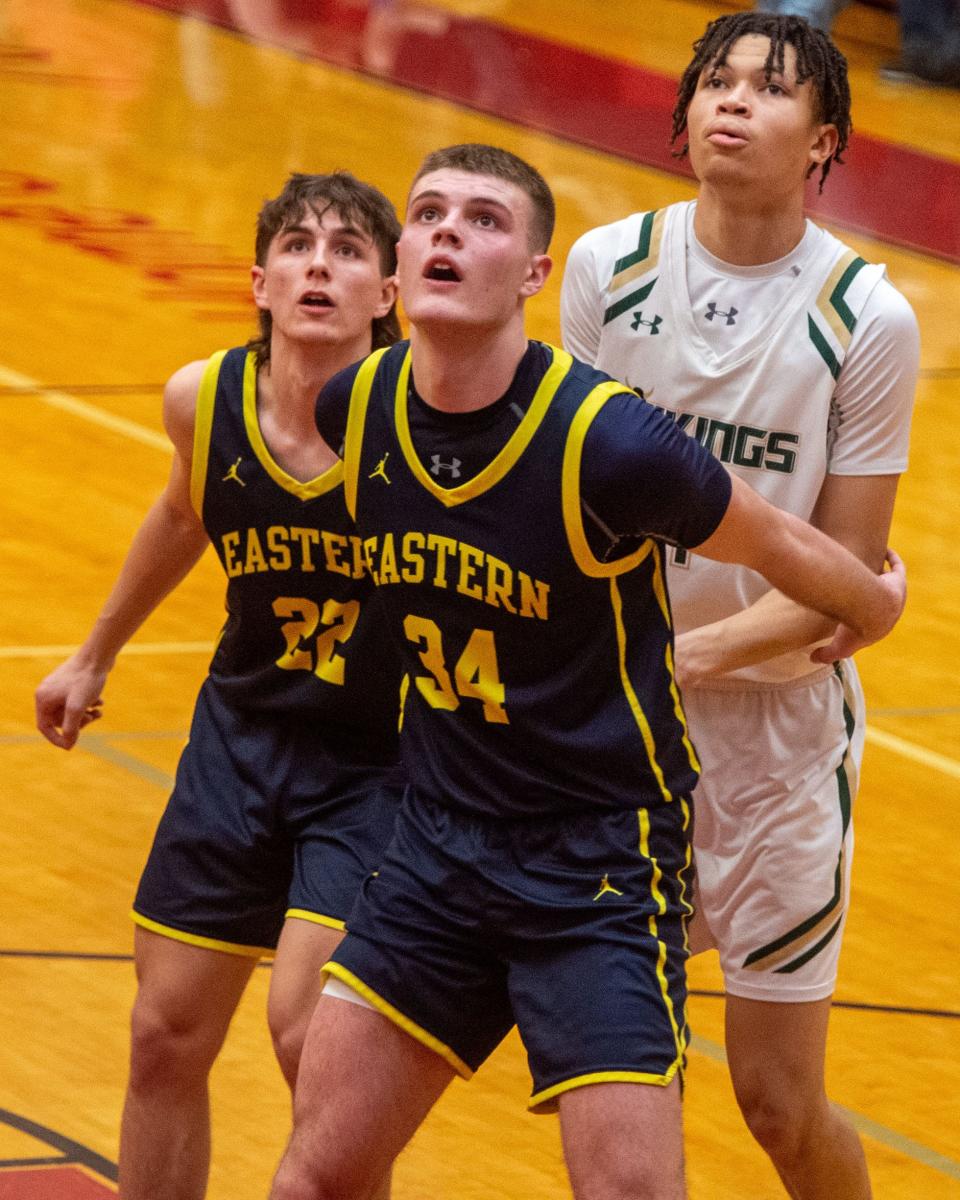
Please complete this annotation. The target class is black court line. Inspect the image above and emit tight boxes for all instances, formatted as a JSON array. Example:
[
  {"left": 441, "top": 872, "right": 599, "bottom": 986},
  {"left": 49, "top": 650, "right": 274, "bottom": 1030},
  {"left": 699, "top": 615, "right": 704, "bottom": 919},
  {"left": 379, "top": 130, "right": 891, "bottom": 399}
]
[
  {"left": 0, "top": 951, "right": 954, "bottom": 1018},
  {"left": 689, "top": 988, "right": 960, "bottom": 1020},
  {"left": 0, "top": 1107, "right": 117, "bottom": 1182}
]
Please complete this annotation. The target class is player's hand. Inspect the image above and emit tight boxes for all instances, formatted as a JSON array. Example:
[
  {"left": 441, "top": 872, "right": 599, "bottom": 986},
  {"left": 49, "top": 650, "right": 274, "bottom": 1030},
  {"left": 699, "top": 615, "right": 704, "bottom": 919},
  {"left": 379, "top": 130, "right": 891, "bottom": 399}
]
[
  {"left": 811, "top": 547, "right": 906, "bottom": 663},
  {"left": 35, "top": 657, "right": 108, "bottom": 749}
]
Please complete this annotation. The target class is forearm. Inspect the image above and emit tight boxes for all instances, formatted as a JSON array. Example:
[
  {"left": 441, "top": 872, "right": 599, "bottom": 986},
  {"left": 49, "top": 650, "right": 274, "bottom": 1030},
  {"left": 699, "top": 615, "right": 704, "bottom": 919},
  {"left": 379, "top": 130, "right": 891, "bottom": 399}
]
[
  {"left": 676, "top": 590, "right": 834, "bottom": 683},
  {"left": 696, "top": 475, "right": 902, "bottom": 648},
  {"left": 76, "top": 494, "right": 209, "bottom": 669},
  {"left": 751, "top": 508, "right": 896, "bottom": 642}
]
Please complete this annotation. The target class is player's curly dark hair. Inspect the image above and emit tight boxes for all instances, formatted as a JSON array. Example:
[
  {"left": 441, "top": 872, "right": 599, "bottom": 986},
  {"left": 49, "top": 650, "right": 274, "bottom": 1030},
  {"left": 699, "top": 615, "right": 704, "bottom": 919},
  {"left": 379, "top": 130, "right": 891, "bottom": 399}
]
[
  {"left": 247, "top": 172, "right": 402, "bottom": 367},
  {"left": 670, "top": 12, "right": 851, "bottom": 192}
]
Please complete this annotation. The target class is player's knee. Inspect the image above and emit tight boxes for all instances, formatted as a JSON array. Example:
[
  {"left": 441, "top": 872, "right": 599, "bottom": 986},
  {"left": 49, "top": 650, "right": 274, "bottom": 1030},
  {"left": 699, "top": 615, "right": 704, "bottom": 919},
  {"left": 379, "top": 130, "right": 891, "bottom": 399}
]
[
  {"left": 268, "top": 1010, "right": 307, "bottom": 1091},
  {"left": 127, "top": 992, "right": 219, "bottom": 1091},
  {"left": 734, "top": 1078, "right": 813, "bottom": 1164}
]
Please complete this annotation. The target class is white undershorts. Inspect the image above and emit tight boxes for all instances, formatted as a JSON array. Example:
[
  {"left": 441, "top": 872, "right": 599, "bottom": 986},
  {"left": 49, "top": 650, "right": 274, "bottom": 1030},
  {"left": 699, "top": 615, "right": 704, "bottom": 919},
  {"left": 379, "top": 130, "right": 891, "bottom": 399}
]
[{"left": 683, "top": 662, "right": 864, "bottom": 1002}]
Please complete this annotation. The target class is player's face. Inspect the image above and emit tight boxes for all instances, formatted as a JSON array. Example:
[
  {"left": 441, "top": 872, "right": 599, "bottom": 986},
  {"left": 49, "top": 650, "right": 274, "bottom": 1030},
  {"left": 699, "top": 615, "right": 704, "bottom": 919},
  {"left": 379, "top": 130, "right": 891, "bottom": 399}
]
[
  {"left": 685, "top": 35, "right": 838, "bottom": 199},
  {"left": 251, "top": 207, "right": 396, "bottom": 355},
  {"left": 398, "top": 168, "right": 551, "bottom": 333}
]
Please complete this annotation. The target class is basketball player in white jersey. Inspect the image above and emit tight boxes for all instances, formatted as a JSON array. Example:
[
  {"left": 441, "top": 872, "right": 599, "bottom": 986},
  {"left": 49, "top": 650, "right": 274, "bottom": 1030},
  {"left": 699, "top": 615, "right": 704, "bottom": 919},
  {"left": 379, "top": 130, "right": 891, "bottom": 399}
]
[{"left": 561, "top": 13, "right": 918, "bottom": 1199}]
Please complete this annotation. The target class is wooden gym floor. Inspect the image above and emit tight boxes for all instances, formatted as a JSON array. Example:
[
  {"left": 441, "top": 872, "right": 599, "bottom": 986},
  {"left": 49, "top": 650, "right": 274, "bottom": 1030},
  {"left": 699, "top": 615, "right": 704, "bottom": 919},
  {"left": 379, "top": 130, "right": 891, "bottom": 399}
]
[{"left": 0, "top": 0, "right": 957, "bottom": 1195}]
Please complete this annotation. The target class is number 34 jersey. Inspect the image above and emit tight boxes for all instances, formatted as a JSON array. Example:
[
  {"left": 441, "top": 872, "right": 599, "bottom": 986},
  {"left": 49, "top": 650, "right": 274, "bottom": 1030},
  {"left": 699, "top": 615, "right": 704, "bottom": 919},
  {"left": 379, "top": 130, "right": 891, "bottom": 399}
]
[
  {"left": 336, "top": 341, "right": 730, "bottom": 820},
  {"left": 191, "top": 347, "right": 400, "bottom": 764}
]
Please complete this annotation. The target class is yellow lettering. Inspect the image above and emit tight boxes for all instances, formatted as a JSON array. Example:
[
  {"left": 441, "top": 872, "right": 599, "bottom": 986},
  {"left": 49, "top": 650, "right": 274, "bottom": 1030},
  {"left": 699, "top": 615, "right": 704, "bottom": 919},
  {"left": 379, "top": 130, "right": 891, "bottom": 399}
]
[
  {"left": 457, "top": 543, "right": 484, "bottom": 601},
  {"left": 519, "top": 572, "right": 550, "bottom": 620},
  {"left": 379, "top": 532, "right": 400, "bottom": 584},
  {"left": 484, "top": 555, "right": 517, "bottom": 613},
  {"left": 427, "top": 534, "right": 457, "bottom": 589},
  {"left": 266, "top": 526, "right": 292, "bottom": 571},
  {"left": 221, "top": 531, "right": 242, "bottom": 578},
  {"left": 401, "top": 532, "right": 426, "bottom": 583},
  {"left": 289, "top": 527, "right": 320, "bottom": 572},
  {"left": 349, "top": 535, "right": 367, "bottom": 580},
  {"left": 244, "top": 527, "right": 268, "bottom": 574},
  {"left": 363, "top": 537, "right": 380, "bottom": 585},
  {"left": 321, "top": 530, "right": 350, "bottom": 577}
]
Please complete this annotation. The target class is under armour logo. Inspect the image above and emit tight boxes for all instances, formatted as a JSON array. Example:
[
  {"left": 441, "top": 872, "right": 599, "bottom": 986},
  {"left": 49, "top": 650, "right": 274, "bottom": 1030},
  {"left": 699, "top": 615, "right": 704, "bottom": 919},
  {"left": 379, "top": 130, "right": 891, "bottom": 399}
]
[
  {"left": 630, "top": 311, "right": 662, "bottom": 335},
  {"left": 222, "top": 457, "right": 245, "bottom": 486},
  {"left": 369, "top": 453, "right": 391, "bottom": 484},
  {"left": 430, "top": 454, "right": 462, "bottom": 479},
  {"left": 593, "top": 874, "right": 625, "bottom": 901},
  {"left": 705, "top": 302, "right": 738, "bottom": 326}
]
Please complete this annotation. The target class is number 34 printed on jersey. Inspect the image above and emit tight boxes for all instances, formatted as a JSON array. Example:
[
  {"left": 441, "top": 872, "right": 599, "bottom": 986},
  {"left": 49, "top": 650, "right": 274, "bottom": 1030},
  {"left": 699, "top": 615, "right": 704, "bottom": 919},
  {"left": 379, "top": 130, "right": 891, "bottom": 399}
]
[
  {"left": 272, "top": 596, "right": 359, "bottom": 684},
  {"left": 404, "top": 614, "right": 509, "bottom": 724}
]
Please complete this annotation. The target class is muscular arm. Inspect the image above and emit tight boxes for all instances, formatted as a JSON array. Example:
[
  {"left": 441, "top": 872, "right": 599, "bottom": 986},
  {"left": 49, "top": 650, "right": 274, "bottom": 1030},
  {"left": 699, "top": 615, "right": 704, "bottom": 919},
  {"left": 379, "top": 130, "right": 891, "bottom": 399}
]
[
  {"left": 35, "top": 361, "right": 211, "bottom": 748},
  {"left": 694, "top": 472, "right": 905, "bottom": 651},
  {"left": 676, "top": 473, "right": 900, "bottom": 683}
]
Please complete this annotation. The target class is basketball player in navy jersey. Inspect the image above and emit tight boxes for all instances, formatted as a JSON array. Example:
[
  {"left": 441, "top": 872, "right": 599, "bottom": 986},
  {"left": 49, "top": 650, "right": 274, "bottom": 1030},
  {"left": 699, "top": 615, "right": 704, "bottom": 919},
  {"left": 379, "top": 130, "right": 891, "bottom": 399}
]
[
  {"left": 562, "top": 15, "right": 919, "bottom": 1197},
  {"left": 35, "top": 173, "right": 404, "bottom": 1200},
  {"left": 267, "top": 144, "right": 905, "bottom": 1200}
]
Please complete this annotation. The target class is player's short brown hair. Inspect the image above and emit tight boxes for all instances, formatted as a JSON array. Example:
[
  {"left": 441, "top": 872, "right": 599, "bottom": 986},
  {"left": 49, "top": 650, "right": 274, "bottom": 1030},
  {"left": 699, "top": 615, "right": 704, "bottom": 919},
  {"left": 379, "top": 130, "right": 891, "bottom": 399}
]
[{"left": 249, "top": 172, "right": 401, "bottom": 366}]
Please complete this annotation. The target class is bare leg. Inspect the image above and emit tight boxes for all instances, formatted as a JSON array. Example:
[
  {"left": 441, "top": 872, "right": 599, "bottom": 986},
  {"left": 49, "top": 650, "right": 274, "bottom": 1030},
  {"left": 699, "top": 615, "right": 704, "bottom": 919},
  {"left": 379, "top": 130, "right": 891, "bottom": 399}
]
[
  {"left": 266, "top": 922, "right": 395, "bottom": 1200},
  {"left": 267, "top": 919, "right": 344, "bottom": 1090},
  {"left": 559, "top": 1078, "right": 686, "bottom": 1200},
  {"left": 269, "top": 995, "right": 455, "bottom": 1200},
  {"left": 725, "top": 995, "right": 871, "bottom": 1199},
  {"left": 119, "top": 926, "right": 258, "bottom": 1200}
]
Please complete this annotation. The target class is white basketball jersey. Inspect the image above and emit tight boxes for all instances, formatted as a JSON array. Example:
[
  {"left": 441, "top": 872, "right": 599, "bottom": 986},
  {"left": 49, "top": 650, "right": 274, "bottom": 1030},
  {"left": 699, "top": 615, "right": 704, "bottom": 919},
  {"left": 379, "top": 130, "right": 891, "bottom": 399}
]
[{"left": 562, "top": 200, "right": 916, "bottom": 683}]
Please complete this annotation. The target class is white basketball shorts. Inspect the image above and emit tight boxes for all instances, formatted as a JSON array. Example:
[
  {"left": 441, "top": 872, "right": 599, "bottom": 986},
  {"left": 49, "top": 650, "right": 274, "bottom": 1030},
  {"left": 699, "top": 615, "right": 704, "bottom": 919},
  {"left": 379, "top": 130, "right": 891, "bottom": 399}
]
[{"left": 683, "top": 662, "right": 865, "bottom": 1002}]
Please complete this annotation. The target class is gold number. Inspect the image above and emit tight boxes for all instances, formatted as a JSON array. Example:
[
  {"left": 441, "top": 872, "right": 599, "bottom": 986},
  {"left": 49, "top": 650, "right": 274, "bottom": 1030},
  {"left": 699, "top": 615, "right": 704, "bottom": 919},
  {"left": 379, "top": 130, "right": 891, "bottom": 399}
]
[
  {"left": 403, "top": 614, "right": 509, "bottom": 724},
  {"left": 404, "top": 615, "right": 459, "bottom": 711},
  {"left": 273, "top": 597, "right": 319, "bottom": 671},
  {"left": 455, "top": 627, "right": 508, "bottom": 724},
  {"left": 272, "top": 596, "right": 360, "bottom": 684},
  {"left": 314, "top": 599, "right": 360, "bottom": 684}
]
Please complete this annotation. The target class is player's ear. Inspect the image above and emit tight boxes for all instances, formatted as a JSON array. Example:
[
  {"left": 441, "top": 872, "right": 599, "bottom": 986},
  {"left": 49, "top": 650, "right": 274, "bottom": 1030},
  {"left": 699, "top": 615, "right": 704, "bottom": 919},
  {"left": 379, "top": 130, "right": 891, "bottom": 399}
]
[
  {"left": 374, "top": 274, "right": 399, "bottom": 319},
  {"left": 251, "top": 264, "right": 269, "bottom": 311},
  {"left": 809, "top": 122, "right": 839, "bottom": 168},
  {"left": 520, "top": 254, "right": 553, "bottom": 299}
]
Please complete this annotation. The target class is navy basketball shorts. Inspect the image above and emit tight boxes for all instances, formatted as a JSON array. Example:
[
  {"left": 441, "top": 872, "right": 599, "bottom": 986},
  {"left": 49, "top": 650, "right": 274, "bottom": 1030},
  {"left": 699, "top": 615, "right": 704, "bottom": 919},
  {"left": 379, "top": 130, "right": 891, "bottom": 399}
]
[
  {"left": 133, "top": 679, "right": 403, "bottom": 956},
  {"left": 325, "top": 787, "right": 694, "bottom": 1110}
]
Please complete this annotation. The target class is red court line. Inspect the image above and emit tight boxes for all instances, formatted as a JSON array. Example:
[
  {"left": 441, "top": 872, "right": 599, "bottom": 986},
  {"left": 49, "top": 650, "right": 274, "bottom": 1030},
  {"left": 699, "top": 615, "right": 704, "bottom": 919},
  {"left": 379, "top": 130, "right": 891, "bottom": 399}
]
[
  {"left": 137, "top": 0, "right": 959, "bottom": 264},
  {"left": 0, "top": 1166, "right": 114, "bottom": 1198}
]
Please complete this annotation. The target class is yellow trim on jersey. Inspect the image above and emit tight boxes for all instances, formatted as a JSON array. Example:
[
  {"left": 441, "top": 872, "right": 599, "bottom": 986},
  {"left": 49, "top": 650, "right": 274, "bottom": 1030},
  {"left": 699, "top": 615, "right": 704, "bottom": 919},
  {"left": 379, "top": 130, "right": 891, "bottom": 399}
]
[
  {"left": 638, "top": 807, "right": 686, "bottom": 1063},
  {"left": 608, "top": 208, "right": 666, "bottom": 294},
  {"left": 665, "top": 642, "right": 701, "bottom": 775},
  {"left": 343, "top": 346, "right": 391, "bottom": 519},
  {"left": 610, "top": 576, "right": 672, "bottom": 804},
  {"left": 561, "top": 383, "right": 655, "bottom": 578},
  {"left": 131, "top": 910, "right": 273, "bottom": 958},
  {"left": 240, "top": 351, "right": 343, "bottom": 501},
  {"left": 393, "top": 344, "right": 572, "bottom": 508},
  {"left": 190, "top": 349, "right": 227, "bottom": 519},
  {"left": 284, "top": 909, "right": 347, "bottom": 931},
  {"left": 529, "top": 1065, "right": 678, "bottom": 1112},
  {"left": 815, "top": 249, "right": 860, "bottom": 351},
  {"left": 322, "top": 961, "right": 473, "bottom": 1079}
]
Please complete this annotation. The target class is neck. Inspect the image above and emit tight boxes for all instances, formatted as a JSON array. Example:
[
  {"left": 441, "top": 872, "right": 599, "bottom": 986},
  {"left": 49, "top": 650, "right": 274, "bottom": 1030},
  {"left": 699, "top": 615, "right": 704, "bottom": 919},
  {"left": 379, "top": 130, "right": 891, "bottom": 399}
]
[
  {"left": 260, "top": 331, "right": 372, "bottom": 430},
  {"left": 409, "top": 321, "right": 528, "bottom": 413},
  {"left": 693, "top": 186, "right": 807, "bottom": 265}
]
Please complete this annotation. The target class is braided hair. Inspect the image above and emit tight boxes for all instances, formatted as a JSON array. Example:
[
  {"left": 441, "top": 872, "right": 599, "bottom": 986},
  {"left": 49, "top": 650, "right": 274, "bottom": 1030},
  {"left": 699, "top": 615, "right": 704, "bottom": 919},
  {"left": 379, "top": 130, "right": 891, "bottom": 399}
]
[{"left": 671, "top": 12, "right": 851, "bottom": 192}]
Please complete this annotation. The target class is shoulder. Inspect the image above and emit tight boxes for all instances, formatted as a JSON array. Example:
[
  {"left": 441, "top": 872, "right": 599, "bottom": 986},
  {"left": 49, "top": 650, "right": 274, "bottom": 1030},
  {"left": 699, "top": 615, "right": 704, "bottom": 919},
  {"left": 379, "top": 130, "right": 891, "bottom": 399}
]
[
  {"left": 162, "top": 357, "right": 209, "bottom": 457},
  {"left": 567, "top": 209, "right": 658, "bottom": 268}
]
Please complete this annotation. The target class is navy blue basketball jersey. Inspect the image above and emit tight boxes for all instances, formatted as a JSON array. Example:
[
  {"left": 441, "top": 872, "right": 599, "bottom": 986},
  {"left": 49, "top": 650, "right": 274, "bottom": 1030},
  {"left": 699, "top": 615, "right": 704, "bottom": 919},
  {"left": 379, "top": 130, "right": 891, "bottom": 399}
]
[
  {"left": 192, "top": 347, "right": 400, "bottom": 763},
  {"left": 332, "top": 341, "right": 730, "bottom": 817}
]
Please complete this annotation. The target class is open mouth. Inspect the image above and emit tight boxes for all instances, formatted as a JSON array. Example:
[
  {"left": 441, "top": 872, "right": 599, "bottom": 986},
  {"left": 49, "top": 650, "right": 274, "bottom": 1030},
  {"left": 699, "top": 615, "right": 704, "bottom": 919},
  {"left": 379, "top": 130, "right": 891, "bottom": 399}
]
[
  {"left": 424, "top": 260, "right": 461, "bottom": 282},
  {"left": 300, "top": 293, "right": 334, "bottom": 307}
]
